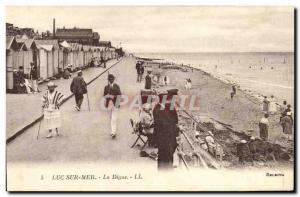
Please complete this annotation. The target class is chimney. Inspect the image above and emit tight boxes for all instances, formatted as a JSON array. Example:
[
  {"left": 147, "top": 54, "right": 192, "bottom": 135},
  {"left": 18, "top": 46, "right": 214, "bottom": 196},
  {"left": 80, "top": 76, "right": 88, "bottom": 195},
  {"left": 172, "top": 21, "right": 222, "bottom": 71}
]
[{"left": 53, "top": 18, "right": 56, "bottom": 38}]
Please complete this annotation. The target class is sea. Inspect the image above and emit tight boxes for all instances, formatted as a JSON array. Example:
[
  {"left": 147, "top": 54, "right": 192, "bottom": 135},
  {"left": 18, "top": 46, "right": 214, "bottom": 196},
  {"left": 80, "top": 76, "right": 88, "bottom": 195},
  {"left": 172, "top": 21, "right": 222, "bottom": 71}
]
[{"left": 136, "top": 52, "right": 294, "bottom": 105}]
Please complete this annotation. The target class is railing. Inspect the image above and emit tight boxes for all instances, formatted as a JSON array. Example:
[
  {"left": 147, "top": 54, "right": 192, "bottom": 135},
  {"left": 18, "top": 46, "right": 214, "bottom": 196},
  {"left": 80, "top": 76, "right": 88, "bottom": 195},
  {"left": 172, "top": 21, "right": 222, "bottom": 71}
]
[{"left": 175, "top": 101, "right": 231, "bottom": 170}]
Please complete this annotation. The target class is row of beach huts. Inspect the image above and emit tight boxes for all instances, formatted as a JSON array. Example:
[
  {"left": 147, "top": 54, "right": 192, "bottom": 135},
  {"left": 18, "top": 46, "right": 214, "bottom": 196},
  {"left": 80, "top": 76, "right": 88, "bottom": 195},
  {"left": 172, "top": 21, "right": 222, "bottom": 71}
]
[{"left": 6, "top": 36, "right": 119, "bottom": 90}]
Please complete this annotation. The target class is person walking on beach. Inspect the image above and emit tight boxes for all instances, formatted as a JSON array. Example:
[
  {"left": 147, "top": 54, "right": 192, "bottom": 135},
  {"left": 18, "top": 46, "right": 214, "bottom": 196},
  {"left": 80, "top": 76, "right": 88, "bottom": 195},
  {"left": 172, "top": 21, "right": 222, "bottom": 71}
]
[
  {"left": 153, "top": 89, "right": 179, "bottom": 170},
  {"left": 70, "top": 70, "right": 87, "bottom": 111},
  {"left": 262, "top": 96, "right": 270, "bottom": 113},
  {"left": 42, "top": 82, "right": 65, "bottom": 138},
  {"left": 29, "top": 62, "right": 39, "bottom": 93},
  {"left": 230, "top": 85, "right": 236, "bottom": 100},
  {"left": 103, "top": 74, "right": 122, "bottom": 139},
  {"left": 259, "top": 113, "right": 269, "bottom": 141},
  {"left": 280, "top": 111, "right": 293, "bottom": 140}
]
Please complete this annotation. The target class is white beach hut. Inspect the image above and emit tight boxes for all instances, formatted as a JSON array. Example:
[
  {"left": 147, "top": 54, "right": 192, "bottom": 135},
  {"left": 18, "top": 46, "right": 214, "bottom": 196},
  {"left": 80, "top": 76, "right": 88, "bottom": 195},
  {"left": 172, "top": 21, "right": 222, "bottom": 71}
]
[
  {"left": 82, "top": 45, "right": 92, "bottom": 66},
  {"left": 59, "top": 40, "right": 71, "bottom": 70},
  {"left": 6, "top": 36, "right": 19, "bottom": 90},
  {"left": 36, "top": 44, "right": 54, "bottom": 80},
  {"left": 15, "top": 39, "right": 38, "bottom": 75},
  {"left": 35, "top": 40, "right": 60, "bottom": 77}
]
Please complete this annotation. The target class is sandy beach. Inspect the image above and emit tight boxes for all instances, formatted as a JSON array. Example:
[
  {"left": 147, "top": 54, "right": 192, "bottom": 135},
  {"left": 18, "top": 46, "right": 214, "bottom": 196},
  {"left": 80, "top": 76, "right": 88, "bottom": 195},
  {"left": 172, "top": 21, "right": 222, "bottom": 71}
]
[{"left": 143, "top": 59, "right": 294, "bottom": 168}]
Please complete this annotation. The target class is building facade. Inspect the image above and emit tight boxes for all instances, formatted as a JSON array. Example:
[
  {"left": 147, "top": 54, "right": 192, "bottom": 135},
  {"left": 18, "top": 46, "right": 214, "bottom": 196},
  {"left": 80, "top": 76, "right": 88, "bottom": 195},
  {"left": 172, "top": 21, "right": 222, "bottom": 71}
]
[{"left": 55, "top": 27, "right": 100, "bottom": 46}]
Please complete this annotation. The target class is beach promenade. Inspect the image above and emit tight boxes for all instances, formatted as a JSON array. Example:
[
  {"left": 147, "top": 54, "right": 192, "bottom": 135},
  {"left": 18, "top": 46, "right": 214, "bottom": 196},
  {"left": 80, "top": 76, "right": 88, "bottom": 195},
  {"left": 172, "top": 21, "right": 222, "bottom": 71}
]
[
  {"left": 6, "top": 59, "right": 119, "bottom": 141},
  {"left": 7, "top": 57, "right": 155, "bottom": 167}
]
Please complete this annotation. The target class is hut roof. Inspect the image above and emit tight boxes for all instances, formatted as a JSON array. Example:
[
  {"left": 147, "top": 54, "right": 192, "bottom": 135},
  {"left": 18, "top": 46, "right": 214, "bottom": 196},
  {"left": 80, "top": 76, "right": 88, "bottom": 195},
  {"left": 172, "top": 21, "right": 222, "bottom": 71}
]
[
  {"left": 91, "top": 46, "right": 100, "bottom": 52},
  {"left": 17, "top": 42, "right": 27, "bottom": 51},
  {"left": 37, "top": 45, "right": 54, "bottom": 51},
  {"left": 77, "top": 44, "right": 83, "bottom": 51},
  {"left": 59, "top": 40, "right": 71, "bottom": 49},
  {"left": 16, "top": 38, "right": 37, "bottom": 50},
  {"left": 98, "top": 47, "right": 106, "bottom": 51},
  {"left": 6, "top": 36, "right": 19, "bottom": 50},
  {"left": 70, "top": 43, "right": 82, "bottom": 51},
  {"left": 24, "top": 39, "right": 37, "bottom": 49},
  {"left": 82, "top": 45, "right": 92, "bottom": 52},
  {"left": 35, "top": 39, "right": 60, "bottom": 50}
]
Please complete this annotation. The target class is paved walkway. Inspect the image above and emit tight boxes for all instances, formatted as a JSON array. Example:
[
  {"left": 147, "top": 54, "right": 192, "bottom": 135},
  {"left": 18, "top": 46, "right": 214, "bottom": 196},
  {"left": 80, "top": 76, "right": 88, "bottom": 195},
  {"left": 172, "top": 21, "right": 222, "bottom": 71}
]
[
  {"left": 7, "top": 57, "right": 155, "bottom": 168},
  {"left": 6, "top": 59, "right": 118, "bottom": 140}
]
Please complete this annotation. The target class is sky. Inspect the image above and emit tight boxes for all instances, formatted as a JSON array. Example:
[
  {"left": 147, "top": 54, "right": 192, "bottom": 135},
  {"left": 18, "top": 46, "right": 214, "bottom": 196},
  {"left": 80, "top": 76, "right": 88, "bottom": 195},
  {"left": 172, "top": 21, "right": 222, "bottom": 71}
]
[{"left": 6, "top": 6, "right": 294, "bottom": 53}]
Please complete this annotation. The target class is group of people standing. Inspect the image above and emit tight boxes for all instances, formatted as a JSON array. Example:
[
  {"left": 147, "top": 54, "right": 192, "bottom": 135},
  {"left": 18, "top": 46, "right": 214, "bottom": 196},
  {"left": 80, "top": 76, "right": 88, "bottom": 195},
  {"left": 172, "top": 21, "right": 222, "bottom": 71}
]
[
  {"left": 13, "top": 62, "right": 39, "bottom": 94},
  {"left": 136, "top": 60, "right": 171, "bottom": 90},
  {"left": 259, "top": 96, "right": 293, "bottom": 142},
  {"left": 90, "top": 57, "right": 107, "bottom": 68}
]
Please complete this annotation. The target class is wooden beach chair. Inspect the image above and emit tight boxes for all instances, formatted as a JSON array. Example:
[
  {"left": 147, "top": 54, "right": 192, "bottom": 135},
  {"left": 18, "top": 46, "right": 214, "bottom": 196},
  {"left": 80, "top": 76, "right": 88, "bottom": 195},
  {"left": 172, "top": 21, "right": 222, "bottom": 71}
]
[{"left": 129, "top": 119, "right": 149, "bottom": 150}]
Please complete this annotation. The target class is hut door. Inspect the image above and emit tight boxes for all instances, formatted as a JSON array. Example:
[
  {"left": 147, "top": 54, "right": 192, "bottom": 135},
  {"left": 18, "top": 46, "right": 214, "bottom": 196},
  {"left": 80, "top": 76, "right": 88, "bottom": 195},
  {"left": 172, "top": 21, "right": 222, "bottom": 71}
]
[
  {"left": 6, "top": 50, "right": 14, "bottom": 90},
  {"left": 64, "top": 52, "right": 68, "bottom": 68},
  {"left": 33, "top": 49, "right": 37, "bottom": 66}
]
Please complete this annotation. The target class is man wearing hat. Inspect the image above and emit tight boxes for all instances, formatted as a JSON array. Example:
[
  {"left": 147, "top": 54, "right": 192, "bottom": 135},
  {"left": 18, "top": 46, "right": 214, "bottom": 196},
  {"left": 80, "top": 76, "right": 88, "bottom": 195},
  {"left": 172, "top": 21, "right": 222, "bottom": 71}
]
[
  {"left": 144, "top": 69, "right": 153, "bottom": 90},
  {"left": 103, "top": 74, "right": 122, "bottom": 138},
  {"left": 29, "top": 62, "right": 39, "bottom": 93},
  {"left": 70, "top": 70, "right": 87, "bottom": 111},
  {"left": 153, "top": 88, "right": 179, "bottom": 170},
  {"left": 42, "top": 81, "right": 65, "bottom": 138}
]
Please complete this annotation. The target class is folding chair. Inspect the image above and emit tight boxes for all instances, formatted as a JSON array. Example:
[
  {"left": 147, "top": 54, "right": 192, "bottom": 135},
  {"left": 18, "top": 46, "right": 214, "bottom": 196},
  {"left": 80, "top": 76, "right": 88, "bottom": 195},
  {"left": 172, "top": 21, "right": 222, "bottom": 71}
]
[{"left": 130, "top": 119, "right": 149, "bottom": 150}]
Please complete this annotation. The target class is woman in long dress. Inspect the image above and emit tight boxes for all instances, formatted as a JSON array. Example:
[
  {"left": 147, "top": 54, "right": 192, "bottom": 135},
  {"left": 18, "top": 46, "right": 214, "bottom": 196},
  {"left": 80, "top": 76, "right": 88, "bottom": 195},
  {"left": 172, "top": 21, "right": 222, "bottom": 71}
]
[
  {"left": 42, "top": 81, "right": 65, "bottom": 138},
  {"left": 269, "top": 95, "right": 277, "bottom": 114},
  {"left": 262, "top": 96, "right": 270, "bottom": 113},
  {"left": 280, "top": 112, "right": 293, "bottom": 140}
]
